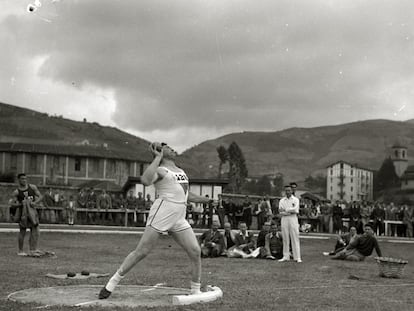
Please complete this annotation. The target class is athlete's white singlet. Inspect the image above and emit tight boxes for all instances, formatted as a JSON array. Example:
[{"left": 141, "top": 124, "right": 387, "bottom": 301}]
[{"left": 155, "top": 167, "right": 189, "bottom": 204}]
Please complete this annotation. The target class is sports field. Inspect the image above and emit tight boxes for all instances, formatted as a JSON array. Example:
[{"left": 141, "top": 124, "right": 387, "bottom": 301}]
[{"left": 1, "top": 231, "right": 413, "bottom": 311}]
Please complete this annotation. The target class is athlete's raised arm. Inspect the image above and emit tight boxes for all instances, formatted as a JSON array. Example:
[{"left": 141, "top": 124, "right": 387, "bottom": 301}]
[{"left": 141, "top": 143, "right": 167, "bottom": 186}]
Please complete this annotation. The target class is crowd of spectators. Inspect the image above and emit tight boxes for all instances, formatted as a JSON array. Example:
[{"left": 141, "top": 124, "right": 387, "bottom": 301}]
[{"left": 16, "top": 187, "right": 414, "bottom": 237}]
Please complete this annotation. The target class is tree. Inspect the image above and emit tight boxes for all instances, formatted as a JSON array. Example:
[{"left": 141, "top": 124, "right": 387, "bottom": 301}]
[
  {"left": 304, "top": 174, "right": 327, "bottom": 194},
  {"left": 216, "top": 145, "right": 229, "bottom": 178},
  {"left": 227, "top": 142, "right": 248, "bottom": 193},
  {"left": 375, "top": 157, "right": 400, "bottom": 193},
  {"left": 272, "top": 173, "right": 284, "bottom": 196},
  {"left": 256, "top": 175, "right": 272, "bottom": 196}
]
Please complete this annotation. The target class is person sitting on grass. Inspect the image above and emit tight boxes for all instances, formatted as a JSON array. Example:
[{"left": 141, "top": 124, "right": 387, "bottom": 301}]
[
  {"left": 257, "top": 221, "right": 271, "bottom": 248},
  {"left": 198, "top": 220, "right": 225, "bottom": 258},
  {"left": 221, "top": 222, "right": 237, "bottom": 256},
  {"left": 227, "top": 222, "right": 259, "bottom": 258},
  {"left": 258, "top": 222, "right": 283, "bottom": 260},
  {"left": 331, "top": 224, "right": 382, "bottom": 261},
  {"left": 323, "top": 226, "right": 357, "bottom": 256}
]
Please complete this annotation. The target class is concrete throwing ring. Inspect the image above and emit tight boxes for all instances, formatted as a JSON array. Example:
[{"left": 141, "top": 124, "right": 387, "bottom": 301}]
[{"left": 7, "top": 285, "right": 223, "bottom": 308}]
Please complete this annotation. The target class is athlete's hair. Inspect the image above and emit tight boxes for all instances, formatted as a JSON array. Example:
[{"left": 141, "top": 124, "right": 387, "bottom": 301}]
[{"left": 17, "top": 173, "right": 26, "bottom": 179}]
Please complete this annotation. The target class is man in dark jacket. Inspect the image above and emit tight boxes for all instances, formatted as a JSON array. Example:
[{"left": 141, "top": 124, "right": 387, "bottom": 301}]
[
  {"left": 332, "top": 224, "right": 382, "bottom": 261},
  {"left": 198, "top": 221, "right": 224, "bottom": 257}
]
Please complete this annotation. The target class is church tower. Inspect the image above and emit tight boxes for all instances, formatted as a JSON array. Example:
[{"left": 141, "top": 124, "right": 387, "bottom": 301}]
[{"left": 391, "top": 142, "right": 408, "bottom": 178}]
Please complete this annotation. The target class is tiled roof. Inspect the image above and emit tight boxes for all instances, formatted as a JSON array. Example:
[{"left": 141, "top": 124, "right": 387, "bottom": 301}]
[{"left": 0, "top": 142, "right": 152, "bottom": 162}]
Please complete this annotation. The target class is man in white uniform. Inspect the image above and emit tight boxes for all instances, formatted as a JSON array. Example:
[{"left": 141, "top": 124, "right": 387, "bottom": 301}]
[
  {"left": 99, "top": 142, "right": 213, "bottom": 299},
  {"left": 278, "top": 185, "right": 302, "bottom": 262}
]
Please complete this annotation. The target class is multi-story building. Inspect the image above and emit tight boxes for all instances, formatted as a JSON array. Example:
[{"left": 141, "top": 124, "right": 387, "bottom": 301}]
[
  {"left": 326, "top": 160, "right": 373, "bottom": 202},
  {"left": 0, "top": 142, "right": 152, "bottom": 186}
]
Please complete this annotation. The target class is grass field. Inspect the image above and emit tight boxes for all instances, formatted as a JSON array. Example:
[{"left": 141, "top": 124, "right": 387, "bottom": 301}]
[{"left": 0, "top": 231, "right": 413, "bottom": 311}]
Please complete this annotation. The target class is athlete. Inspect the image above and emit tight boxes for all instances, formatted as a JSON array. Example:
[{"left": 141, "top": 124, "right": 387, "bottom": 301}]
[
  {"left": 99, "top": 142, "right": 214, "bottom": 299},
  {"left": 10, "top": 173, "right": 43, "bottom": 256}
]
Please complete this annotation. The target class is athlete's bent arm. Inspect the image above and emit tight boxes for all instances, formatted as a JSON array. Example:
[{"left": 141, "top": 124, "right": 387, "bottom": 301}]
[
  {"left": 188, "top": 192, "right": 212, "bottom": 204},
  {"left": 141, "top": 146, "right": 164, "bottom": 186}
]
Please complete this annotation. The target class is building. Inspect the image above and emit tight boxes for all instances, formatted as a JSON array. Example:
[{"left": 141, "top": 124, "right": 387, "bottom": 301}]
[
  {"left": 326, "top": 160, "right": 374, "bottom": 202},
  {"left": 401, "top": 165, "right": 414, "bottom": 190},
  {"left": 391, "top": 143, "right": 408, "bottom": 178},
  {"left": 0, "top": 142, "right": 152, "bottom": 186}
]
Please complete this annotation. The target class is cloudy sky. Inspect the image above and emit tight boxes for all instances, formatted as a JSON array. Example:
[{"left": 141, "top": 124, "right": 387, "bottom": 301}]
[{"left": 1, "top": 0, "right": 414, "bottom": 152}]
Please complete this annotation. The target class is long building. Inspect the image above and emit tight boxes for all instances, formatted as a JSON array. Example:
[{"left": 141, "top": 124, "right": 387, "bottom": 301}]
[
  {"left": 0, "top": 142, "right": 151, "bottom": 186},
  {"left": 326, "top": 160, "right": 374, "bottom": 202}
]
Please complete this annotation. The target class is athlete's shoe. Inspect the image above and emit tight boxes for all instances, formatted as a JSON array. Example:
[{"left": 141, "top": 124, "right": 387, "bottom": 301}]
[
  {"left": 98, "top": 287, "right": 112, "bottom": 299},
  {"left": 296, "top": 258, "right": 303, "bottom": 263},
  {"left": 17, "top": 251, "right": 27, "bottom": 256}
]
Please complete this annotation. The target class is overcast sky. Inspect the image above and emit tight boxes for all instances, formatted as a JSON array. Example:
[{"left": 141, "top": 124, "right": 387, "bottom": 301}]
[{"left": 1, "top": 0, "right": 414, "bottom": 152}]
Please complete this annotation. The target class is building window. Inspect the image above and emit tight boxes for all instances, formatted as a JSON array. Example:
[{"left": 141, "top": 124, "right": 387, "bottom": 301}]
[
  {"left": 351, "top": 195, "right": 353, "bottom": 201},
  {"left": 340, "top": 163, "right": 344, "bottom": 169},
  {"left": 75, "top": 158, "right": 81, "bottom": 171},
  {"left": 91, "top": 158, "right": 99, "bottom": 172},
  {"left": 140, "top": 163, "right": 144, "bottom": 175},
  {"left": 330, "top": 195, "right": 333, "bottom": 200},
  {"left": 351, "top": 178, "right": 353, "bottom": 183},
  {"left": 10, "top": 153, "right": 17, "bottom": 169},
  {"left": 330, "top": 186, "right": 333, "bottom": 191},
  {"left": 351, "top": 169, "right": 353, "bottom": 175},
  {"left": 395, "top": 150, "right": 399, "bottom": 157},
  {"left": 351, "top": 186, "right": 353, "bottom": 192},
  {"left": 402, "top": 150, "right": 406, "bottom": 158},
  {"left": 330, "top": 169, "right": 333, "bottom": 176},
  {"left": 30, "top": 154, "right": 37, "bottom": 172}
]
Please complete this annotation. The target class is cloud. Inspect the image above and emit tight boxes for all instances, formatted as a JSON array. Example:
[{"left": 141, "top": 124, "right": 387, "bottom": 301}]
[{"left": 1, "top": 0, "right": 414, "bottom": 151}]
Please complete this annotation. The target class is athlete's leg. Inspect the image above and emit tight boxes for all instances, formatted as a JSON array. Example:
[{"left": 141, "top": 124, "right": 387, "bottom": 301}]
[
  {"left": 170, "top": 228, "right": 202, "bottom": 290},
  {"left": 18, "top": 228, "right": 26, "bottom": 253},
  {"left": 289, "top": 218, "right": 301, "bottom": 261},
  {"left": 119, "top": 226, "right": 160, "bottom": 275},
  {"left": 99, "top": 226, "right": 160, "bottom": 299},
  {"left": 29, "top": 225, "right": 40, "bottom": 252}
]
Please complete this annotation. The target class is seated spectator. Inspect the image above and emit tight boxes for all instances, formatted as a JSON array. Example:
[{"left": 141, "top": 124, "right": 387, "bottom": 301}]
[
  {"left": 222, "top": 222, "right": 237, "bottom": 254},
  {"left": 257, "top": 221, "right": 271, "bottom": 248},
  {"left": 331, "top": 224, "right": 382, "bottom": 261},
  {"left": 323, "top": 226, "right": 357, "bottom": 256},
  {"left": 259, "top": 222, "right": 283, "bottom": 260},
  {"left": 145, "top": 194, "right": 153, "bottom": 210},
  {"left": 198, "top": 221, "right": 224, "bottom": 258},
  {"left": 227, "top": 222, "right": 259, "bottom": 258},
  {"left": 77, "top": 188, "right": 87, "bottom": 209}
]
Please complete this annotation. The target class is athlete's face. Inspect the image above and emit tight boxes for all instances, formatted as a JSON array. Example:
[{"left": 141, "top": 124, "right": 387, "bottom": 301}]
[
  {"left": 18, "top": 176, "right": 27, "bottom": 187},
  {"left": 162, "top": 145, "right": 178, "bottom": 159}
]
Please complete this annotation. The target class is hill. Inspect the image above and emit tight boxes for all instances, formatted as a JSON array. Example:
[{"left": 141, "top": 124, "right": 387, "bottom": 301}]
[
  {"left": 0, "top": 102, "right": 152, "bottom": 162},
  {"left": 181, "top": 119, "right": 414, "bottom": 182}
]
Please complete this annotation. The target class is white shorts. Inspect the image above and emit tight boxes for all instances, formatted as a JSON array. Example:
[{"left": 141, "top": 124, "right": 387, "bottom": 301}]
[{"left": 146, "top": 198, "right": 191, "bottom": 233}]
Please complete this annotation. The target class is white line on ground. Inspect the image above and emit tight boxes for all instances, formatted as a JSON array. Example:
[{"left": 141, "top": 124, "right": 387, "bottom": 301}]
[
  {"left": 74, "top": 300, "right": 101, "bottom": 307},
  {"left": 274, "top": 283, "right": 414, "bottom": 290}
]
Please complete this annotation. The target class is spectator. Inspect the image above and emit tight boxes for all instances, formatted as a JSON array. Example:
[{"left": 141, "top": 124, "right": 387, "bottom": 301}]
[
  {"left": 257, "top": 221, "right": 271, "bottom": 248},
  {"left": 349, "top": 202, "right": 362, "bottom": 234},
  {"left": 264, "top": 196, "right": 273, "bottom": 222},
  {"left": 332, "top": 201, "right": 343, "bottom": 234},
  {"left": 192, "top": 203, "right": 203, "bottom": 228},
  {"left": 111, "top": 193, "right": 123, "bottom": 226},
  {"left": 385, "top": 202, "right": 398, "bottom": 237},
  {"left": 255, "top": 198, "right": 267, "bottom": 230},
  {"left": 260, "top": 222, "right": 283, "bottom": 260},
  {"left": 371, "top": 203, "right": 385, "bottom": 236},
  {"left": 227, "top": 222, "right": 258, "bottom": 258},
  {"left": 198, "top": 221, "right": 225, "bottom": 257},
  {"left": 222, "top": 222, "right": 237, "bottom": 254},
  {"left": 125, "top": 190, "right": 136, "bottom": 226},
  {"left": 43, "top": 188, "right": 54, "bottom": 207},
  {"left": 402, "top": 205, "right": 413, "bottom": 238},
  {"left": 201, "top": 195, "right": 211, "bottom": 228},
  {"left": 97, "top": 190, "right": 112, "bottom": 224},
  {"left": 332, "top": 224, "right": 382, "bottom": 261},
  {"left": 136, "top": 192, "right": 146, "bottom": 225},
  {"left": 323, "top": 226, "right": 357, "bottom": 256},
  {"left": 145, "top": 194, "right": 153, "bottom": 210},
  {"left": 242, "top": 196, "right": 253, "bottom": 229},
  {"left": 278, "top": 185, "right": 301, "bottom": 263},
  {"left": 65, "top": 195, "right": 76, "bottom": 226},
  {"left": 215, "top": 194, "right": 226, "bottom": 229},
  {"left": 77, "top": 188, "right": 87, "bottom": 209},
  {"left": 360, "top": 202, "right": 371, "bottom": 228},
  {"left": 320, "top": 203, "right": 332, "bottom": 233}
]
